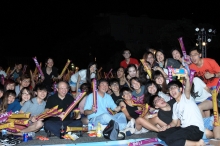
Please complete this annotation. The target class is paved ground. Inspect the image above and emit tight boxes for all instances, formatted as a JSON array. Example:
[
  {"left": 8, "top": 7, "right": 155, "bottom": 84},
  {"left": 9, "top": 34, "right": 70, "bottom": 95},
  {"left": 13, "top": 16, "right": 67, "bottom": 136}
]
[{"left": 17, "top": 131, "right": 157, "bottom": 146}]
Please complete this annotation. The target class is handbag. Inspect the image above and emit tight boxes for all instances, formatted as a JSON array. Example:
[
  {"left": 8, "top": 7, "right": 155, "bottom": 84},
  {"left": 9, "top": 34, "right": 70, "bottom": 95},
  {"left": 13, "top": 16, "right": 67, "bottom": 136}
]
[{"left": 102, "top": 120, "right": 125, "bottom": 140}]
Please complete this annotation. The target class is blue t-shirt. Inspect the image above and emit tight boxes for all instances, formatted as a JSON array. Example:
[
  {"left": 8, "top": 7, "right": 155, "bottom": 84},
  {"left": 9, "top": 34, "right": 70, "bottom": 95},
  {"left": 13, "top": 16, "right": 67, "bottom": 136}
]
[
  {"left": 84, "top": 92, "right": 117, "bottom": 120},
  {"left": 7, "top": 99, "right": 22, "bottom": 112}
]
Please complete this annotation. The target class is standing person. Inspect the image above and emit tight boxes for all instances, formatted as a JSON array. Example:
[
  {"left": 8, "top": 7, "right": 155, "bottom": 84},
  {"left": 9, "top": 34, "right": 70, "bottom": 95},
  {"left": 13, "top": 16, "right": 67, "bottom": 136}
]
[
  {"left": 41, "top": 57, "right": 61, "bottom": 93},
  {"left": 44, "top": 81, "right": 82, "bottom": 137},
  {"left": 189, "top": 47, "right": 220, "bottom": 88},
  {"left": 9, "top": 63, "right": 23, "bottom": 82},
  {"left": 117, "top": 67, "right": 130, "bottom": 89},
  {"left": 84, "top": 78, "right": 127, "bottom": 130},
  {"left": 69, "top": 62, "right": 97, "bottom": 93},
  {"left": 120, "top": 49, "right": 139, "bottom": 69},
  {"left": 157, "top": 72, "right": 205, "bottom": 146}
]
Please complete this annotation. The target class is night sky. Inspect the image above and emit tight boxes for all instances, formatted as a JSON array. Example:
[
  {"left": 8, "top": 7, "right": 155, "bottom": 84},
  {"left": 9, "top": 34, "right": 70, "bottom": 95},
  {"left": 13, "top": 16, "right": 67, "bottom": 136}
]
[{"left": 1, "top": 1, "right": 220, "bottom": 70}]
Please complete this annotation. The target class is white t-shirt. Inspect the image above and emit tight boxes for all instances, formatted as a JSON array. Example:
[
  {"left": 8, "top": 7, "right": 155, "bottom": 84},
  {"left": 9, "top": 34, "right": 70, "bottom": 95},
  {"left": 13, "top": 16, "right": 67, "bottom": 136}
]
[
  {"left": 70, "top": 69, "right": 95, "bottom": 83},
  {"left": 172, "top": 93, "right": 204, "bottom": 132},
  {"left": 192, "top": 77, "right": 212, "bottom": 103},
  {"left": 158, "top": 91, "right": 171, "bottom": 102}
]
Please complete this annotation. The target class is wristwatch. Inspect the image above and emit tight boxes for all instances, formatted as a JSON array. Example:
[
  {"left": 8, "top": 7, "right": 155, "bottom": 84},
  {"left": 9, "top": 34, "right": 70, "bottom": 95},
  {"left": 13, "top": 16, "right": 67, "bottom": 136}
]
[{"left": 213, "top": 74, "right": 216, "bottom": 78}]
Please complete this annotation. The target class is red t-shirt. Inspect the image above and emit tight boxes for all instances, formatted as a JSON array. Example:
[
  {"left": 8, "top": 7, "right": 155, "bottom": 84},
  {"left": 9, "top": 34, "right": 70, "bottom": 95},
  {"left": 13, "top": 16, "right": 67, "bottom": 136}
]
[
  {"left": 189, "top": 58, "right": 220, "bottom": 88},
  {"left": 120, "top": 58, "right": 139, "bottom": 69}
]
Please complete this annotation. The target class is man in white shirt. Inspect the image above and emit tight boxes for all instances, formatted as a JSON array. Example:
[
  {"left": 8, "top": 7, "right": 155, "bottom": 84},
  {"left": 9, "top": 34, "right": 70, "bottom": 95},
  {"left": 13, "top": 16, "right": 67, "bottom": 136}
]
[{"left": 158, "top": 72, "right": 205, "bottom": 146}]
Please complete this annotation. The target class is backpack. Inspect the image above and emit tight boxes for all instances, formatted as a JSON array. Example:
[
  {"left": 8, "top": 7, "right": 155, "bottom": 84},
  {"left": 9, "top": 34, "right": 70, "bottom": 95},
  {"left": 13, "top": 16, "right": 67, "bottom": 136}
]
[{"left": 102, "top": 120, "right": 125, "bottom": 140}]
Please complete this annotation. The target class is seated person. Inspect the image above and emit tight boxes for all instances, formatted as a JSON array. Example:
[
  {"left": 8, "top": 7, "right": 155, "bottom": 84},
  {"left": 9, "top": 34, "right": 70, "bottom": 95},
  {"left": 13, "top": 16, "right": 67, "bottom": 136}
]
[
  {"left": 109, "top": 78, "right": 123, "bottom": 106},
  {"left": 0, "top": 90, "right": 21, "bottom": 113},
  {"left": 0, "top": 84, "right": 4, "bottom": 104},
  {"left": 44, "top": 81, "right": 82, "bottom": 137},
  {"left": 15, "top": 83, "right": 48, "bottom": 135},
  {"left": 84, "top": 78, "right": 127, "bottom": 130}
]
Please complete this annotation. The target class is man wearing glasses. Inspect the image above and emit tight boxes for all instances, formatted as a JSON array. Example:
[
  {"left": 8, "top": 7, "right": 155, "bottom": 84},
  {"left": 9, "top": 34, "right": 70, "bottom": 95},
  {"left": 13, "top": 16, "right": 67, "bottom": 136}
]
[{"left": 44, "top": 81, "right": 82, "bottom": 137}]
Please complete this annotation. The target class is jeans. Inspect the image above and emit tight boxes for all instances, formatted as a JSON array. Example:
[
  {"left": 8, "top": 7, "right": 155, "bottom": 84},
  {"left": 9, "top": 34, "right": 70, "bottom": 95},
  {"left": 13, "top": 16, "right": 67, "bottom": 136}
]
[
  {"left": 90, "top": 113, "right": 127, "bottom": 130},
  {"left": 44, "top": 120, "right": 82, "bottom": 137}
]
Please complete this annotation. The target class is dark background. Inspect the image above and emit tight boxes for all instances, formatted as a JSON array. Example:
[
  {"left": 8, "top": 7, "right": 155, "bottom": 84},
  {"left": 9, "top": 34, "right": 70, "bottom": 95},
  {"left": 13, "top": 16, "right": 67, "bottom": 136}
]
[{"left": 1, "top": 1, "right": 220, "bottom": 72}]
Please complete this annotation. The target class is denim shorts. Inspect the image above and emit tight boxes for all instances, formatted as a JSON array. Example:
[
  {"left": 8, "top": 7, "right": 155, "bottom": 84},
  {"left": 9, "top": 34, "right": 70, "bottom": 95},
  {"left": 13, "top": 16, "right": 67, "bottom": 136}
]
[
  {"left": 196, "top": 97, "right": 212, "bottom": 105},
  {"left": 202, "top": 116, "right": 214, "bottom": 139}
]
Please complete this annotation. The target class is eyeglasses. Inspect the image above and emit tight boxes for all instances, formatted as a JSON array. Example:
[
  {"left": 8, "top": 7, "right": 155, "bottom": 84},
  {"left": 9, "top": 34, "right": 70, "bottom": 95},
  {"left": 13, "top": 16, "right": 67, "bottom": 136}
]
[{"left": 22, "top": 80, "right": 30, "bottom": 83}]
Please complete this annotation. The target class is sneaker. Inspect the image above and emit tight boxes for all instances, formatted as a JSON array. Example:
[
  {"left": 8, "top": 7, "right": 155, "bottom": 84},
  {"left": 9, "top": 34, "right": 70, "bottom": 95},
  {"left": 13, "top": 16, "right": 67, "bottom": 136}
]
[
  {"left": 134, "top": 129, "right": 142, "bottom": 134},
  {"left": 141, "top": 127, "right": 149, "bottom": 133},
  {"left": 46, "top": 130, "right": 51, "bottom": 138}
]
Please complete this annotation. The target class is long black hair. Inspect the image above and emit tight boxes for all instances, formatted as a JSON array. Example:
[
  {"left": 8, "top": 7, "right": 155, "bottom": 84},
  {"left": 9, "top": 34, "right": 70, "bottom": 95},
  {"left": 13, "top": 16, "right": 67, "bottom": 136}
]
[{"left": 86, "top": 62, "right": 97, "bottom": 85}]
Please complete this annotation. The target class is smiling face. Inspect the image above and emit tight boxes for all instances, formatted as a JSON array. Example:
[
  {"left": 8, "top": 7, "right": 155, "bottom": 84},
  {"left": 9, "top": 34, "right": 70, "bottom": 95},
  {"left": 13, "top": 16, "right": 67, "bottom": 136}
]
[
  {"left": 46, "top": 58, "right": 54, "bottom": 68},
  {"left": 98, "top": 81, "right": 109, "bottom": 94},
  {"left": 36, "top": 89, "right": 47, "bottom": 100},
  {"left": 168, "top": 85, "right": 182, "bottom": 99},
  {"left": 117, "top": 67, "right": 124, "bottom": 78},
  {"left": 110, "top": 82, "right": 119, "bottom": 92},
  {"left": 172, "top": 50, "right": 181, "bottom": 60},
  {"left": 57, "top": 82, "right": 69, "bottom": 98},
  {"left": 190, "top": 50, "right": 202, "bottom": 65},
  {"left": 122, "top": 90, "right": 132, "bottom": 101},
  {"left": 146, "top": 53, "right": 155, "bottom": 65},
  {"left": 128, "top": 67, "right": 137, "bottom": 77},
  {"left": 156, "top": 51, "right": 164, "bottom": 62},
  {"left": 153, "top": 96, "right": 167, "bottom": 108},
  {"left": 8, "top": 94, "right": 15, "bottom": 104},
  {"left": 155, "top": 75, "right": 164, "bottom": 86},
  {"left": 20, "top": 78, "right": 31, "bottom": 88},
  {"left": 147, "top": 84, "right": 157, "bottom": 95},
  {"left": 131, "top": 79, "right": 141, "bottom": 90},
  {"left": 21, "top": 89, "right": 31, "bottom": 102},
  {"left": 6, "top": 83, "right": 15, "bottom": 90},
  {"left": 90, "top": 64, "right": 96, "bottom": 73}
]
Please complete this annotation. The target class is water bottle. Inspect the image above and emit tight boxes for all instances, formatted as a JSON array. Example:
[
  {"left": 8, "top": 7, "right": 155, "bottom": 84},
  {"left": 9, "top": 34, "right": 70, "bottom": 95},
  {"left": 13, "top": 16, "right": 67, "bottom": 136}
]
[
  {"left": 60, "top": 124, "right": 65, "bottom": 139},
  {"left": 27, "top": 132, "right": 35, "bottom": 140},
  {"left": 88, "top": 122, "right": 93, "bottom": 132},
  {"left": 96, "top": 122, "right": 102, "bottom": 137},
  {"left": 1, "top": 129, "right": 7, "bottom": 137}
]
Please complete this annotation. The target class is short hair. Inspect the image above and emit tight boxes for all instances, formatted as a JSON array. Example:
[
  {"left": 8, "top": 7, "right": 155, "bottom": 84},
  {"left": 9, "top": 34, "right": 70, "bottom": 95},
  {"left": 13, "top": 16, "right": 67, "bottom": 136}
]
[
  {"left": 33, "top": 83, "right": 48, "bottom": 92},
  {"left": 120, "top": 87, "right": 132, "bottom": 95},
  {"left": 122, "top": 49, "right": 131, "bottom": 54},
  {"left": 167, "top": 80, "right": 183, "bottom": 90},
  {"left": 109, "top": 78, "right": 119, "bottom": 86},
  {"left": 148, "top": 95, "right": 159, "bottom": 108},
  {"left": 20, "top": 74, "right": 31, "bottom": 81},
  {"left": 97, "top": 78, "right": 109, "bottom": 87},
  {"left": 189, "top": 47, "right": 202, "bottom": 54}
]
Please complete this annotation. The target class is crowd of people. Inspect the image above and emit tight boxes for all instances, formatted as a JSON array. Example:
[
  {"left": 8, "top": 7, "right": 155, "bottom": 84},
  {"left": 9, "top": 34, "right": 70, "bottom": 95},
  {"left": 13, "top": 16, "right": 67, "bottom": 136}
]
[{"left": 0, "top": 46, "right": 220, "bottom": 146}]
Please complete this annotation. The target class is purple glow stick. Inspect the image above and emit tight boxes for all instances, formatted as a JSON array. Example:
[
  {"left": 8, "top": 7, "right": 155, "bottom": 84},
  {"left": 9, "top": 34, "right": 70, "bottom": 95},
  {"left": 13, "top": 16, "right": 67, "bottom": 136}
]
[
  {"left": 32, "top": 57, "right": 44, "bottom": 77},
  {"left": 216, "top": 79, "right": 220, "bottom": 93},
  {"left": 167, "top": 66, "right": 173, "bottom": 82},
  {"left": 189, "top": 69, "right": 196, "bottom": 85},
  {"left": 178, "top": 37, "right": 190, "bottom": 62},
  {"left": 128, "top": 138, "right": 158, "bottom": 146},
  {"left": 1, "top": 75, "right": 4, "bottom": 85}
]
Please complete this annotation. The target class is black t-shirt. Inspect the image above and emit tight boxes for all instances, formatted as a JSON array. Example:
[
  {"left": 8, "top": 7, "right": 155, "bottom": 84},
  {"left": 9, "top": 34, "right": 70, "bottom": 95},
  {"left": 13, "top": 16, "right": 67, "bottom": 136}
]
[
  {"left": 124, "top": 101, "right": 139, "bottom": 120},
  {"left": 157, "top": 99, "right": 176, "bottom": 124},
  {"left": 166, "top": 58, "right": 181, "bottom": 68},
  {"left": 111, "top": 93, "right": 123, "bottom": 106},
  {"left": 42, "top": 67, "right": 58, "bottom": 92},
  {"left": 45, "top": 93, "right": 74, "bottom": 121}
]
